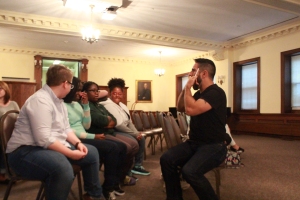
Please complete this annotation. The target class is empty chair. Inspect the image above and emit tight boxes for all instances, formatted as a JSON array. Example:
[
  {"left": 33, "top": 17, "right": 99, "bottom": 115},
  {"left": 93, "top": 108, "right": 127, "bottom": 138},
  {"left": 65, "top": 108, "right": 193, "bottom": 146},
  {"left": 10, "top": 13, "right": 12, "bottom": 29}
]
[
  {"left": 147, "top": 111, "right": 164, "bottom": 152},
  {"left": 131, "top": 111, "right": 156, "bottom": 159}
]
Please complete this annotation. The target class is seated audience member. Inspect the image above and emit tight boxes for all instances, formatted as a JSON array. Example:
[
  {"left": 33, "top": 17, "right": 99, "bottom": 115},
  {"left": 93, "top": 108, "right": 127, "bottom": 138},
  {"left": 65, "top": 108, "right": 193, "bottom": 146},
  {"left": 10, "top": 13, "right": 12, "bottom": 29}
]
[
  {"left": 63, "top": 77, "right": 127, "bottom": 199},
  {"left": 82, "top": 81, "right": 139, "bottom": 185},
  {"left": 161, "top": 58, "right": 228, "bottom": 200},
  {"left": 0, "top": 81, "right": 20, "bottom": 184},
  {"left": 100, "top": 78, "right": 150, "bottom": 176},
  {"left": 226, "top": 124, "right": 244, "bottom": 153},
  {"left": 6, "top": 65, "right": 103, "bottom": 200}
]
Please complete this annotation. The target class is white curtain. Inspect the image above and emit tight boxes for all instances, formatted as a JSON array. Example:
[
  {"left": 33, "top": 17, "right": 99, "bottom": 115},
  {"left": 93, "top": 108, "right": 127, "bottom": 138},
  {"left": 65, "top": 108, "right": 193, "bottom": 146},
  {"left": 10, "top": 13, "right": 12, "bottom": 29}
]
[
  {"left": 292, "top": 54, "right": 300, "bottom": 110},
  {"left": 241, "top": 63, "right": 257, "bottom": 110}
]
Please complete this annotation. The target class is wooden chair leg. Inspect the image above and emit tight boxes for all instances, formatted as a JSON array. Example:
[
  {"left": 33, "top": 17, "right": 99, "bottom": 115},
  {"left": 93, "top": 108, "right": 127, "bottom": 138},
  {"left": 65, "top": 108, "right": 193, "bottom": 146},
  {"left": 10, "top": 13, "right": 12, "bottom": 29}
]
[
  {"left": 36, "top": 182, "right": 45, "bottom": 200},
  {"left": 76, "top": 171, "right": 83, "bottom": 200}
]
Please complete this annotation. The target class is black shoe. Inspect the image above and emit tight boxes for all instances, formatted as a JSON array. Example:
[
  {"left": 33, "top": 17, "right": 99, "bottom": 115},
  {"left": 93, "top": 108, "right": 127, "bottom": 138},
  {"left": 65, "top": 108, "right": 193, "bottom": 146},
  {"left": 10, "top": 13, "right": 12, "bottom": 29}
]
[
  {"left": 230, "top": 146, "right": 245, "bottom": 153},
  {"left": 113, "top": 185, "right": 125, "bottom": 196}
]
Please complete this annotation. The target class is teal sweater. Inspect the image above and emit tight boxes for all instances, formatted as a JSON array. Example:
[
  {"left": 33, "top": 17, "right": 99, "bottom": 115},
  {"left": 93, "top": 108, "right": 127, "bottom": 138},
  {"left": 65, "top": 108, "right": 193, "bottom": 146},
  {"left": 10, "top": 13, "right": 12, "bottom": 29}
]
[
  {"left": 86, "top": 102, "right": 117, "bottom": 136},
  {"left": 64, "top": 102, "right": 95, "bottom": 139}
]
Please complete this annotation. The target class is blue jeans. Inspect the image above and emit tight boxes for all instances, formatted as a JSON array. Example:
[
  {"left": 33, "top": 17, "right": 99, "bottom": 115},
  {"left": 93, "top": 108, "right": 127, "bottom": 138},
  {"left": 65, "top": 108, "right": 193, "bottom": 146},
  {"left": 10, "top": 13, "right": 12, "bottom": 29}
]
[
  {"left": 160, "top": 140, "right": 227, "bottom": 200},
  {"left": 81, "top": 138, "right": 126, "bottom": 190},
  {"left": 117, "top": 132, "right": 145, "bottom": 166},
  {"left": 8, "top": 144, "right": 102, "bottom": 200}
]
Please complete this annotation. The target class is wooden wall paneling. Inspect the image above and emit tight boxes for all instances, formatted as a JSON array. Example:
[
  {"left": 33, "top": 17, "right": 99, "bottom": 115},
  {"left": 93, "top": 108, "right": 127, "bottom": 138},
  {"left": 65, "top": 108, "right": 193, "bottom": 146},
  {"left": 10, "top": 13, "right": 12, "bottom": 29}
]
[
  {"left": 6, "top": 81, "right": 36, "bottom": 108},
  {"left": 228, "top": 113, "right": 300, "bottom": 138}
]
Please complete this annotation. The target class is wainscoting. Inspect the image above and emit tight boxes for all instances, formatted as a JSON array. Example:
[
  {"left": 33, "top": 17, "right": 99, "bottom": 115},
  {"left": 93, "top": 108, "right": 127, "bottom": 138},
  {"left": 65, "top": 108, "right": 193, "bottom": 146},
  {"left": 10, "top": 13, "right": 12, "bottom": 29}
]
[{"left": 227, "top": 113, "right": 300, "bottom": 139}]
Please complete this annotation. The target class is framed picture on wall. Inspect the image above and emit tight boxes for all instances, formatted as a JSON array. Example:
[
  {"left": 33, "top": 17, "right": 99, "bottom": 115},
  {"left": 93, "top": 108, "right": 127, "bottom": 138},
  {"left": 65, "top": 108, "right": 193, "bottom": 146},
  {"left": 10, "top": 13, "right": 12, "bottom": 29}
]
[{"left": 136, "top": 80, "right": 152, "bottom": 103}]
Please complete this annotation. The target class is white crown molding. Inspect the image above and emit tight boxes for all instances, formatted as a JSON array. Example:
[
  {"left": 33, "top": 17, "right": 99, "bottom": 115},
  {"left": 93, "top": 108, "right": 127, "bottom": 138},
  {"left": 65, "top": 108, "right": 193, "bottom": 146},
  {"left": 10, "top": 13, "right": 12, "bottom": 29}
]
[
  {"left": 1, "top": 10, "right": 300, "bottom": 61},
  {"left": 0, "top": 10, "right": 224, "bottom": 52},
  {"left": 225, "top": 18, "right": 300, "bottom": 49},
  {"left": 0, "top": 46, "right": 159, "bottom": 64}
]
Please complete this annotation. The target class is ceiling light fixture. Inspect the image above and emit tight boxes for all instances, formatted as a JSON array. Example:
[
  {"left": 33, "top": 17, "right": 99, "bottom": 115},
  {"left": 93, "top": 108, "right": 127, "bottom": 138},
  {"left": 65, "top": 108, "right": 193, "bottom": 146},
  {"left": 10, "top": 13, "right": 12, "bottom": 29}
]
[
  {"left": 154, "top": 51, "right": 165, "bottom": 77},
  {"left": 102, "top": 7, "right": 117, "bottom": 20},
  {"left": 81, "top": 5, "right": 100, "bottom": 44}
]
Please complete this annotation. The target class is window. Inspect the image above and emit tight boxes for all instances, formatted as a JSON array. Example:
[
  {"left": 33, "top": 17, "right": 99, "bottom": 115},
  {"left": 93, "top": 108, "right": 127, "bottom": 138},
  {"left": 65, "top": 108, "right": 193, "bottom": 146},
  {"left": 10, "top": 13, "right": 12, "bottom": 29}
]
[
  {"left": 42, "top": 59, "right": 80, "bottom": 86},
  {"left": 281, "top": 48, "right": 300, "bottom": 113},
  {"left": 233, "top": 57, "right": 260, "bottom": 113}
]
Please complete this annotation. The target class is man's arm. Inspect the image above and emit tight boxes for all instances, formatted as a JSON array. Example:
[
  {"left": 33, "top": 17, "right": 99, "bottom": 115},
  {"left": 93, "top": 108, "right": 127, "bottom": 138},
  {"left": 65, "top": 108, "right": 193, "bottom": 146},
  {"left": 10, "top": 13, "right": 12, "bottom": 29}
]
[
  {"left": 176, "top": 88, "right": 185, "bottom": 112},
  {"left": 184, "top": 76, "right": 212, "bottom": 116}
]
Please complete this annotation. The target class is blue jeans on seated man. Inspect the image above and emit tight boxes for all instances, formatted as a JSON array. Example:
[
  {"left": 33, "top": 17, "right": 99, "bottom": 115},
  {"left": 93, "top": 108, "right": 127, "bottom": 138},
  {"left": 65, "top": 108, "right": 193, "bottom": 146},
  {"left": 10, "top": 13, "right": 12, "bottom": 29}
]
[
  {"left": 160, "top": 140, "right": 227, "bottom": 200},
  {"left": 8, "top": 144, "right": 102, "bottom": 200}
]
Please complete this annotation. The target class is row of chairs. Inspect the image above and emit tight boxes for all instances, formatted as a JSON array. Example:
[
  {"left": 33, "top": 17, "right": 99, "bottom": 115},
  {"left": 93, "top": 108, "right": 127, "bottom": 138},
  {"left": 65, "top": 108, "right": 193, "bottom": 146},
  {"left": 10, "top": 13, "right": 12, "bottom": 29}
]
[{"left": 131, "top": 111, "right": 164, "bottom": 160}]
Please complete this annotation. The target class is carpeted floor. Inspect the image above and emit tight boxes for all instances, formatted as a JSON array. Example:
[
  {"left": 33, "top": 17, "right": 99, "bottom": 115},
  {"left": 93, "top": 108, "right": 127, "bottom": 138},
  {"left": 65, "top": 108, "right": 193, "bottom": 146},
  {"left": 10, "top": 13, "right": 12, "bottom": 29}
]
[{"left": 1, "top": 134, "right": 300, "bottom": 200}]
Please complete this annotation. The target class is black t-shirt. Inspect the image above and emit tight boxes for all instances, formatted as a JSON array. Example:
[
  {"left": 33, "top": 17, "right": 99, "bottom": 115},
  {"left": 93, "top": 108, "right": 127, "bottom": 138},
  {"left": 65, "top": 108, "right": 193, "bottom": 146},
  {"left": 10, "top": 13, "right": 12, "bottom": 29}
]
[{"left": 189, "top": 84, "right": 227, "bottom": 144}]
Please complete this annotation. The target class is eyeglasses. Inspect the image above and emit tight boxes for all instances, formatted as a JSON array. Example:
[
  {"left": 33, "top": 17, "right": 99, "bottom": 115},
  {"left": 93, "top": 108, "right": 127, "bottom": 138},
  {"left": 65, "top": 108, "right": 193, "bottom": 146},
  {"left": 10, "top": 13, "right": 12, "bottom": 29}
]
[
  {"left": 87, "top": 89, "right": 99, "bottom": 93},
  {"left": 66, "top": 81, "right": 74, "bottom": 89}
]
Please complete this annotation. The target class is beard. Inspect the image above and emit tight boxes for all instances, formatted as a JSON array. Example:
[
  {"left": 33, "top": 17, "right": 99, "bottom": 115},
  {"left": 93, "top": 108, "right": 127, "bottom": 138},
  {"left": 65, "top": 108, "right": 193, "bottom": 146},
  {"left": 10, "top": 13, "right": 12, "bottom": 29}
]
[{"left": 192, "top": 77, "right": 202, "bottom": 90}]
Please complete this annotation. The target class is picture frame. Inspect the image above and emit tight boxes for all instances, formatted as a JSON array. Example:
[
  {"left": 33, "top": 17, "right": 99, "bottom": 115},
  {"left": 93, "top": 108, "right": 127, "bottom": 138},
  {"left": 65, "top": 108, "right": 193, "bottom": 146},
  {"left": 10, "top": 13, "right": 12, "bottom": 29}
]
[{"left": 136, "top": 80, "right": 152, "bottom": 103}]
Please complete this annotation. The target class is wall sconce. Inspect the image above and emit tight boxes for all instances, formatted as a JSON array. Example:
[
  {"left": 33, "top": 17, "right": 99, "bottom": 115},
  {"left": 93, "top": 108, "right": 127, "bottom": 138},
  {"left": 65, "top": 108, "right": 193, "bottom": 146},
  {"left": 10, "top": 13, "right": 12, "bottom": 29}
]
[
  {"left": 218, "top": 75, "right": 225, "bottom": 85},
  {"left": 34, "top": 55, "right": 42, "bottom": 68},
  {"left": 154, "top": 68, "right": 165, "bottom": 77}
]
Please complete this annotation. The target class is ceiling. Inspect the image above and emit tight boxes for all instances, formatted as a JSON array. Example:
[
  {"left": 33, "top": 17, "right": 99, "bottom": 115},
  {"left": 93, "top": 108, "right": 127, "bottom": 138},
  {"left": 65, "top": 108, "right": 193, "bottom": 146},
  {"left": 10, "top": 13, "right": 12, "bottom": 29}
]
[{"left": 0, "top": 0, "right": 300, "bottom": 62}]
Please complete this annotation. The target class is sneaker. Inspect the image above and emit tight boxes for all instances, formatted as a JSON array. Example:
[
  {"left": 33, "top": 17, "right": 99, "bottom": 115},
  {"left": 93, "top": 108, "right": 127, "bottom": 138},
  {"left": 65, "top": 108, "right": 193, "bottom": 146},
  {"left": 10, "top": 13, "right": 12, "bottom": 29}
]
[
  {"left": 113, "top": 185, "right": 125, "bottom": 196},
  {"left": 131, "top": 166, "right": 151, "bottom": 176},
  {"left": 123, "top": 175, "right": 136, "bottom": 186},
  {"left": 103, "top": 190, "right": 116, "bottom": 200}
]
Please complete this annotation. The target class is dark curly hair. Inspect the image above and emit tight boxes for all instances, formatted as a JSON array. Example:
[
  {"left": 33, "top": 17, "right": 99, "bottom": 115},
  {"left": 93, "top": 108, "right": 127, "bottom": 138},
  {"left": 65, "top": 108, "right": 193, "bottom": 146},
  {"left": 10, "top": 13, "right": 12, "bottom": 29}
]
[
  {"left": 107, "top": 78, "right": 125, "bottom": 92},
  {"left": 63, "top": 77, "right": 81, "bottom": 103}
]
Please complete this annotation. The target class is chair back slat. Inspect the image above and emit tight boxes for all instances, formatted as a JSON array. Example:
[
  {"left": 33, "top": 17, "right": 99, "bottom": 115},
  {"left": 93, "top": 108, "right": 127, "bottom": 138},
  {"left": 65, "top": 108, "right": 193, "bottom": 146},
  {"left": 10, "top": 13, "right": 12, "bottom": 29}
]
[
  {"left": 166, "top": 112, "right": 182, "bottom": 145},
  {"left": 177, "top": 112, "right": 188, "bottom": 135},
  {"left": 132, "top": 111, "right": 144, "bottom": 131},
  {"left": 162, "top": 114, "right": 182, "bottom": 149},
  {"left": 148, "top": 112, "right": 159, "bottom": 128},
  {"left": 140, "top": 111, "right": 152, "bottom": 130}
]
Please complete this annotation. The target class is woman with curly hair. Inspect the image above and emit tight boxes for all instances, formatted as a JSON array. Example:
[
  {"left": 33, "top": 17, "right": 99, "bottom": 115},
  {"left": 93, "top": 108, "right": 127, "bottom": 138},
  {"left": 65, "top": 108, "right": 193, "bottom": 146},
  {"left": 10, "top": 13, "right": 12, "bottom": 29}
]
[
  {"left": 100, "top": 78, "right": 150, "bottom": 176},
  {"left": 82, "top": 81, "right": 140, "bottom": 186}
]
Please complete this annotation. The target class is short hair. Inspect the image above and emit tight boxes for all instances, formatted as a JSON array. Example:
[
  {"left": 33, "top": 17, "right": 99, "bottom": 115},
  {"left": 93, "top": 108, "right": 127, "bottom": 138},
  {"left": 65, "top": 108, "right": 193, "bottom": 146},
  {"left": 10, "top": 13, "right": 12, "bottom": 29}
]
[
  {"left": 63, "top": 77, "right": 81, "bottom": 103},
  {"left": 0, "top": 81, "right": 11, "bottom": 104},
  {"left": 194, "top": 58, "right": 216, "bottom": 79},
  {"left": 46, "top": 65, "right": 73, "bottom": 86},
  {"left": 82, "top": 81, "right": 98, "bottom": 93},
  {"left": 107, "top": 78, "right": 125, "bottom": 92}
]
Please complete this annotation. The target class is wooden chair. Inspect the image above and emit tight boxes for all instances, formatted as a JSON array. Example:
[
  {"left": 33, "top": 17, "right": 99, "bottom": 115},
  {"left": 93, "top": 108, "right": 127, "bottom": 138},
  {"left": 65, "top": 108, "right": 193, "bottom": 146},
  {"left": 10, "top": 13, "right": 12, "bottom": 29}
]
[
  {"left": 0, "top": 110, "right": 44, "bottom": 200},
  {"left": 131, "top": 111, "right": 156, "bottom": 160},
  {"left": 0, "top": 110, "right": 83, "bottom": 200},
  {"left": 161, "top": 112, "right": 225, "bottom": 199}
]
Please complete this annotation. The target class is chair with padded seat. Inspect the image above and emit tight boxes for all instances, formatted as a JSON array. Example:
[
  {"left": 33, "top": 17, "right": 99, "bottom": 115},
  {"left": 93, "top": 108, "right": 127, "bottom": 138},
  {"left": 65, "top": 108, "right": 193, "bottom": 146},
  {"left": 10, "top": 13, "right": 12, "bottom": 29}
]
[
  {"left": 0, "top": 110, "right": 83, "bottom": 200},
  {"left": 131, "top": 111, "right": 156, "bottom": 160},
  {"left": 160, "top": 112, "right": 225, "bottom": 199}
]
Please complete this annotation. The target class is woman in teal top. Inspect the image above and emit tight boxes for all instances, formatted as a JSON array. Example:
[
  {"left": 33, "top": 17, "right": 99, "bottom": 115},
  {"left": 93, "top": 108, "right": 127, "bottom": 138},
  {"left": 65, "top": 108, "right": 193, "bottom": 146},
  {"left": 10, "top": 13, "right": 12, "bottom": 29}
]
[{"left": 63, "top": 77, "right": 127, "bottom": 199}]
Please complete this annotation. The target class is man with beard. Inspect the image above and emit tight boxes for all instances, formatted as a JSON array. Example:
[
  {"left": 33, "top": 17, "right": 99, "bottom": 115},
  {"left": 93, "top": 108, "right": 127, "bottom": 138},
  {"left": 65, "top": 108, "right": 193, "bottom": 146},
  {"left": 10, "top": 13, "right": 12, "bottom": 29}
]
[{"left": 160, "top": 58, "right": 229, "bottom": 200}]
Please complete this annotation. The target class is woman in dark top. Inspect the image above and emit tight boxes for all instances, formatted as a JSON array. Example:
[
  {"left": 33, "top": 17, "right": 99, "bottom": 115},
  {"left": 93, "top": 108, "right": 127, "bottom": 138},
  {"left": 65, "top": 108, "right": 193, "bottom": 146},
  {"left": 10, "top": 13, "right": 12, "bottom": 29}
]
[{"left": 83, "top": 81, "right": 138, "bottom": 185}]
